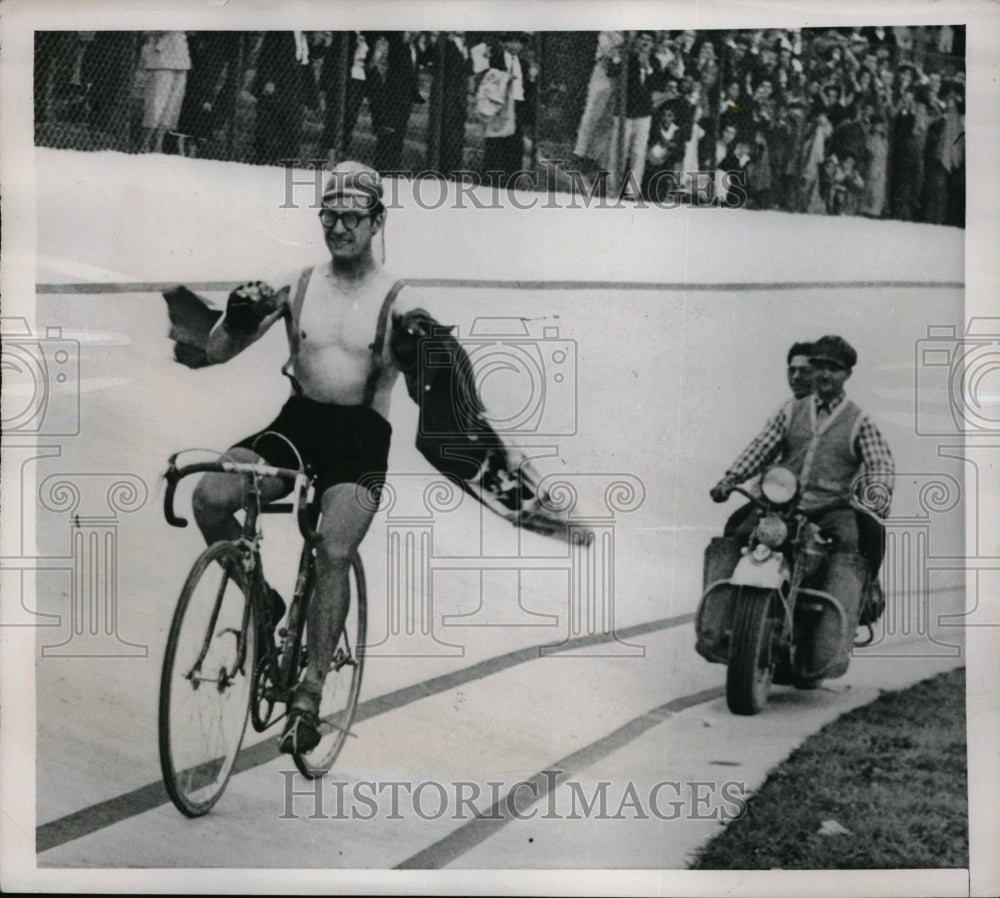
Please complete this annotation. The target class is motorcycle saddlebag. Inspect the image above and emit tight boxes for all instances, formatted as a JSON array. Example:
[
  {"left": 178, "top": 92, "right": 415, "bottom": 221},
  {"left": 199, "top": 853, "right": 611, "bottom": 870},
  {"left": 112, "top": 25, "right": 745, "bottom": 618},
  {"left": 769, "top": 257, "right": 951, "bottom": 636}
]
[
  {"left": 797, "top": 552, "right": 867, "bottom": 679},
  {"left": 702, "top": 536, "right": 741, "bottom": 594}
]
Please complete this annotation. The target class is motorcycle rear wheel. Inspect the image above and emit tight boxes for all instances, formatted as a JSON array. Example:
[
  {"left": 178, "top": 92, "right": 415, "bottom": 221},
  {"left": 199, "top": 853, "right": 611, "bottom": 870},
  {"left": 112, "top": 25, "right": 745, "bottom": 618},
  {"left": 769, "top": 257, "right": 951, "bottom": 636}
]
[{"left": 726, "top": 587, "right": 778, "bottom": 715}]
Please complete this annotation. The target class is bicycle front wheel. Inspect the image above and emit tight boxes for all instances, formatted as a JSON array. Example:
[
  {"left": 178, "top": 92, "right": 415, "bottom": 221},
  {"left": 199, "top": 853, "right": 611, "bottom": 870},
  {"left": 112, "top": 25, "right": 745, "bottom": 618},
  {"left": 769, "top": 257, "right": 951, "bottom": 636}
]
[
  {"left": 294, "top": 552, "right": 367, "bottom": 778},
  {"left": 159, "top": 541, "right": 256, "bottom": 816}
]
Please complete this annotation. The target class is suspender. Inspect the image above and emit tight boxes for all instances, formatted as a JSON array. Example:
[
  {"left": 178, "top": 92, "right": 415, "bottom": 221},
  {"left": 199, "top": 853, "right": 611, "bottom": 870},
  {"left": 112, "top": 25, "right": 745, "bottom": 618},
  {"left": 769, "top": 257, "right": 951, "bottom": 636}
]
[
  {"left": 361, "top": 279, "right": 409, "bottom": 407},
  {"left": 283, "top": 267, "right": 409, "bottom": 409},
  {"left": 281, "top": 266, "right": 313, "bottom": 396}
]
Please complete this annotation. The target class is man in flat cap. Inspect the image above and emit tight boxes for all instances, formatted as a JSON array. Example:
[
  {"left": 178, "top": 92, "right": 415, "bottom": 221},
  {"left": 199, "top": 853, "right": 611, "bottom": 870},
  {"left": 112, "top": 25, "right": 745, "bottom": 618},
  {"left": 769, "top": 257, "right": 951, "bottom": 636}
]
[
  {"left": 192, "top": 160, "right": 401, "bottom": 752},
  {"left": 710, "top": 335, "right": 894, "bottom": 682}
]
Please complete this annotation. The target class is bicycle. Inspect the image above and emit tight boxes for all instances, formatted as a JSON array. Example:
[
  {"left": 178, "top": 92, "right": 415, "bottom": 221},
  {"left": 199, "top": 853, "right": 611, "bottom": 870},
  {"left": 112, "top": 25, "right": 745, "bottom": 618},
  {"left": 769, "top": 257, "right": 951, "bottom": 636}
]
[{"left": 158, "top": 445, "right": 366, "bottom": 817}]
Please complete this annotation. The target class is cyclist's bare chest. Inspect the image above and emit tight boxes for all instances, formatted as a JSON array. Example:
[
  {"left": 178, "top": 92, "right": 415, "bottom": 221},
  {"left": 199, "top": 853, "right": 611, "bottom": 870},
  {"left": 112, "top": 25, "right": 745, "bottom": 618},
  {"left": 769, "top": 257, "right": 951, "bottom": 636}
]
[{"left": 294, "top": 271, "right": 388, "bottom": 361}]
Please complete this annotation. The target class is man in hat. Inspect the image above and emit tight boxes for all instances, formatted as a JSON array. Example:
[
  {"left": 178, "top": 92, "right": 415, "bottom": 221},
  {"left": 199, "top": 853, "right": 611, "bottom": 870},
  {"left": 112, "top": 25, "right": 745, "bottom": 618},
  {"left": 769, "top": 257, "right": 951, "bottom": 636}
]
[
  {"left": 709, "top": 335, "right": 894, "bottom": 680},
  {"left": 193, "top": 160, "right": 401, "bottom": 753}
]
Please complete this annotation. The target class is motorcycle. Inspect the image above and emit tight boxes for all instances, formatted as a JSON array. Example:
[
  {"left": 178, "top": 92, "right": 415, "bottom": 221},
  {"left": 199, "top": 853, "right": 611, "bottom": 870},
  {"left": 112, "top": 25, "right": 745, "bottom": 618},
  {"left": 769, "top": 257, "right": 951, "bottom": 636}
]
[{"left": 696, "top": 465, "right": 881, "bottom": 715}]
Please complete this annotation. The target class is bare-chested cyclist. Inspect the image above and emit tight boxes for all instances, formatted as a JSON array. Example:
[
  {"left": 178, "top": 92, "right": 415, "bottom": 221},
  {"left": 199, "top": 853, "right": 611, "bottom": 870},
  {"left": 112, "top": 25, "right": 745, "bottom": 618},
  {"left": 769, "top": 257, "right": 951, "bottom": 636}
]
[{"left": 193, "top": 161, "right": 405, "bottom": 753}]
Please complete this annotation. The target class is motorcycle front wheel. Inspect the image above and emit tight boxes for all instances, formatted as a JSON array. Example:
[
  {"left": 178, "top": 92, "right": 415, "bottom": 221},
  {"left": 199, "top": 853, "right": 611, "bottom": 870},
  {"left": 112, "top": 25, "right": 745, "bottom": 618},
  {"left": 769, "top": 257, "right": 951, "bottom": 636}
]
[{"left": 726, "top": 586, "right": 778, "bottom": 715}]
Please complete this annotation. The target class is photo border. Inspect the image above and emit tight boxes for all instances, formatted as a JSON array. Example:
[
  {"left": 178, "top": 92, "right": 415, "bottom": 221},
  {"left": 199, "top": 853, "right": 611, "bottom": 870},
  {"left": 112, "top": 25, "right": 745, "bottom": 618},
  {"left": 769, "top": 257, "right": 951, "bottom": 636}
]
[{"left": 2, "top": 1, "right": 997, "bottom": 894}]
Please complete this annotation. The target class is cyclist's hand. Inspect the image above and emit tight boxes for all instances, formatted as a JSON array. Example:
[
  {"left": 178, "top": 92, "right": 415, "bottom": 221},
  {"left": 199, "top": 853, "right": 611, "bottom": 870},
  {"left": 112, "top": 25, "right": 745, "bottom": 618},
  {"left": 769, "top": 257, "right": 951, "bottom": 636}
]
[
  {"left": 390, "top": 309, "right": 436, "bottom": 372},
  {"left": 224, "top": 281, "right": 276, "bottom": 335},
  {"left": 710, "top": 478, "right": 735, "bottom": 503}
]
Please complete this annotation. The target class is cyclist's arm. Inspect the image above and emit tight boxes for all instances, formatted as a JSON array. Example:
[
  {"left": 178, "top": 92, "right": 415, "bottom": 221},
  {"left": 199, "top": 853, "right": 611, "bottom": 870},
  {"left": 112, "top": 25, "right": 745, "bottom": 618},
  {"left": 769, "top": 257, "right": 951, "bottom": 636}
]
[{"left": 205, "top": 278, "right": 291, "bottom": 364}]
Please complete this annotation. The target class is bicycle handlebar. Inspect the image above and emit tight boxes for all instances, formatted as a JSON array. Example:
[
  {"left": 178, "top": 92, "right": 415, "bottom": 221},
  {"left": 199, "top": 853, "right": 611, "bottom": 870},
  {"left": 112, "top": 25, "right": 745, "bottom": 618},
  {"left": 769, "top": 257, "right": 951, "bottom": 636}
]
[{"left": 163, "top": 454, "right": 322, "bottom": 544}]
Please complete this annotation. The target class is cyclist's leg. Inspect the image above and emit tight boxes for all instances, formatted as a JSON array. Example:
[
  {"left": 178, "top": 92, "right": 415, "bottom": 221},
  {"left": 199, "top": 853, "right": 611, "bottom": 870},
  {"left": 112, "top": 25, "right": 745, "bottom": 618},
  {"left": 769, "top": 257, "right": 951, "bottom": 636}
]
[
  {"left": 293, "top": 481, "right": 377, "bottom": 709},
  {"left": 192, "top": 447, "right": 289, "bottom": 544}
]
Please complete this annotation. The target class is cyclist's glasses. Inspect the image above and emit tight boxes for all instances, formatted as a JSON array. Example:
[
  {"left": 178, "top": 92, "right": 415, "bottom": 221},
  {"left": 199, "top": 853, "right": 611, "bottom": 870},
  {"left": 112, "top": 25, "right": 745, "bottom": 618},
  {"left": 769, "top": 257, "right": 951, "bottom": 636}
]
[{"left": 318, "top": 208, "right": 373, "bottom": 230}]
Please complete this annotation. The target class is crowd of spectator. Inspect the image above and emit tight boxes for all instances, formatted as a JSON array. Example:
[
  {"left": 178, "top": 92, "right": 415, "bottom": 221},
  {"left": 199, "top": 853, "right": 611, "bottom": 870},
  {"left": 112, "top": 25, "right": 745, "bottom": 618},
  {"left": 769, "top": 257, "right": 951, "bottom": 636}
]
[
  {"left": 127, "top": 30, "right": 538, "bottom": 182},
  {"left": 34, "top": 28, "right": 964, "bottom": 226},
  {"left": 572, "top": 26, "right": 965, "bottom": 224}
]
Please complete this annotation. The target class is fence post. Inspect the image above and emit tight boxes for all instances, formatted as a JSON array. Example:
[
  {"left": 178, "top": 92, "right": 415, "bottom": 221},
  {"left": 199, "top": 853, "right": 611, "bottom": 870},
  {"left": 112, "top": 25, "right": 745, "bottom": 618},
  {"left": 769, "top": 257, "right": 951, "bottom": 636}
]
[
  {"left": 610, "top": 32, "right": 632, "bottom": 195},
  {"left": 531, "top": 32, "right": 545, "bottom": 170},
  {"left": 100, "top": 32, "right": 138, "bottom": 152},
  {"left": 713, "top": 32, "right": 731, "bottom": 200},
  {"left": 226, "top": 32, "right": 245, "bottom": 160},
  {"left": 426, "top": 33, "right": 445, "bottom": 172},
  {"left": 334, "top": 31, "right": 350, "bottom": 161},
  {"left": 706, "top": 33, "right": 723, "bottom": 176}
]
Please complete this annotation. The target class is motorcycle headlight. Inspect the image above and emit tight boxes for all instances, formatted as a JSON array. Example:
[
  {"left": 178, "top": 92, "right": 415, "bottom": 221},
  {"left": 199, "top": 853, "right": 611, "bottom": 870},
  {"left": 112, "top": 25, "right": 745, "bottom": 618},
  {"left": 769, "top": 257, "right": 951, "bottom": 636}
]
[
  {"left": 755, "top": 514, "right": 788, "bottom": 548},
  {"left": 761, "top": 466, "right": 798, "bottom": 505}
]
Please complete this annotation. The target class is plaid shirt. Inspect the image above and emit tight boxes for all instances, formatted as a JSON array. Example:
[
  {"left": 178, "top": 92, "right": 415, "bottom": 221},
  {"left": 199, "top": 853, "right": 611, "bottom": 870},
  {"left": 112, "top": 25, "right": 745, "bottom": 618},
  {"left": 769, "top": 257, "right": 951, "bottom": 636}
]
[{"left": 724, "top": 394, "right": 895, "bottom": 517}]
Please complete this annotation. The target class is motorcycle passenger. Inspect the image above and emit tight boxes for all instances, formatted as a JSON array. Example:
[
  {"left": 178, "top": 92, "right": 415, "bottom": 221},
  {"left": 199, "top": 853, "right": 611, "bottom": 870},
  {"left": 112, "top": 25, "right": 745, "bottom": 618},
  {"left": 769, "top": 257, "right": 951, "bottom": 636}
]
[
  {"left": 785, "top": 341, "right": 816, "bottom": 401},
  {"left": 710, "top": 334, "right": 894, "bottom": 680},
  {"left": 723, "top": 341, "right": 815, "bottom": 539}
]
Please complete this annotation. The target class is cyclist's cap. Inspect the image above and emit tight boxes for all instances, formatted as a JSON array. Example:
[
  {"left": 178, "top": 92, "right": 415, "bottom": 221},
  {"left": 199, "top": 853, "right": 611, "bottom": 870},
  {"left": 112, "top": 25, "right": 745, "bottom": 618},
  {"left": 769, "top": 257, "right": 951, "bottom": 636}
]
[
  {"left": 810, "top": 334, "right": 857, "bottom": 370},
  {"left": 322, "top": 161, "right": 383, "bottom": 208}
]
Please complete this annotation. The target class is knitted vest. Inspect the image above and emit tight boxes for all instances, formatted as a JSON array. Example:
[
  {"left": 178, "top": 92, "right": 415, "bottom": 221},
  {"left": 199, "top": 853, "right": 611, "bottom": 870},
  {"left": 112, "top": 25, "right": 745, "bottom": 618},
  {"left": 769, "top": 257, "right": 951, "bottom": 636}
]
[{"left": 781, "top": 396, "right": 863, "bottom": 514}]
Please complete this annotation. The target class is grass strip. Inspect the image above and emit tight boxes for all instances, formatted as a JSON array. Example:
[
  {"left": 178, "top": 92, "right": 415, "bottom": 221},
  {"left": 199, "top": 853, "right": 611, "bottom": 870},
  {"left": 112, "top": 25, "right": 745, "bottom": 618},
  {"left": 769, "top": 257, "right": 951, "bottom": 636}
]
[{"left": 692, "top": 667, "right": 968, "bottom": 869}]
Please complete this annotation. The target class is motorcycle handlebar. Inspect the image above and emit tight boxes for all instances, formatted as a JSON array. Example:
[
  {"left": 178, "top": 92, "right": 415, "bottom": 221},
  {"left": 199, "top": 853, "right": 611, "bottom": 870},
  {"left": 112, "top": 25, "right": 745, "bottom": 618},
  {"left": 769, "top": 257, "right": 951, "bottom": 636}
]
[
  {"left": 729, "top": 484, "right": 768, "bottom": 510},
  {"left": 728, "top": 485, "right": 834, "bottom": 545},
  {"left": 163, "top": 455, "right": 322, "bottom": 544}
]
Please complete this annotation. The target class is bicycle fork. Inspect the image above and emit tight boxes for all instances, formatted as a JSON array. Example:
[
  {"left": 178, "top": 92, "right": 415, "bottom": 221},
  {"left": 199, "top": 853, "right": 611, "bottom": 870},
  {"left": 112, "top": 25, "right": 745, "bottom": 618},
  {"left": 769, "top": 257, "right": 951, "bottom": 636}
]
[{"left": 187, "top": 554, "right": 255, "bottom": 692}]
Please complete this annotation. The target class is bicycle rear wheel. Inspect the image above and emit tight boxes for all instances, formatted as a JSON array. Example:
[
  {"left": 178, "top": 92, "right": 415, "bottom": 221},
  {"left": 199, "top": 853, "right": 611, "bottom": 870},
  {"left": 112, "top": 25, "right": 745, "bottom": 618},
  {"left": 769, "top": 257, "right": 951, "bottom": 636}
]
[
  {"left": 294, "top": 552, "right": 367, "bottom": 778},
  {"left": 159, "top": 541, "right": 256, "bottom": 816}
]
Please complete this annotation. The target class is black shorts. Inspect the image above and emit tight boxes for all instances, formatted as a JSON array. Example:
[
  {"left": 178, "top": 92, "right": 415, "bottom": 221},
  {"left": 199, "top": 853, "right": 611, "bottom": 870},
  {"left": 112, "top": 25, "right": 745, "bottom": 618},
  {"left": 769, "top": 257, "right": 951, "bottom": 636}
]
[{"left": 234, "top": 396, "right": 392, "bottom": 498}]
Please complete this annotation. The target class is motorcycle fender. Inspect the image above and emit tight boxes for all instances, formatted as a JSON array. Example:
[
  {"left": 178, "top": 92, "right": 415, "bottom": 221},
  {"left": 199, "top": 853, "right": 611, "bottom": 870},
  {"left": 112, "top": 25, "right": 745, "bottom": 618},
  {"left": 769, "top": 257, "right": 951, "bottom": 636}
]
[
  {"left": 729, "top": 552, "right": 789, "bottom": 590},
  {"left": 695, "top": 582, "right": 737, "bottom": 664}
]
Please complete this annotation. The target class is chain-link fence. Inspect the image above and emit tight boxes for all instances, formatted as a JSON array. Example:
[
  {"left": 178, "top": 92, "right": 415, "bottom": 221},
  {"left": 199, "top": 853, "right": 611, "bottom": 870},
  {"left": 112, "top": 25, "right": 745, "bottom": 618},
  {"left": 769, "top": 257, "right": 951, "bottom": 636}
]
[{"left": 35, "top": 28, "right": 965, "bottom": 225}]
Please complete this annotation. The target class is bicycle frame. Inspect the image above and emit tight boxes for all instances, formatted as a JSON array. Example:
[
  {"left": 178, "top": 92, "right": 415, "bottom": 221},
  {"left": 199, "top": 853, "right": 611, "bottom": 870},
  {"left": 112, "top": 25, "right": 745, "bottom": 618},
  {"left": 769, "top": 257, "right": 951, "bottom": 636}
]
[
  {"left": 164, "top": 452, "right": 323, "bottom": 707},
  {"left": 264, "top": 502, "right": 322, "bottom": 711},
  {"left": 160, "top": 449, "right": 368, "bottom": 813}
]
